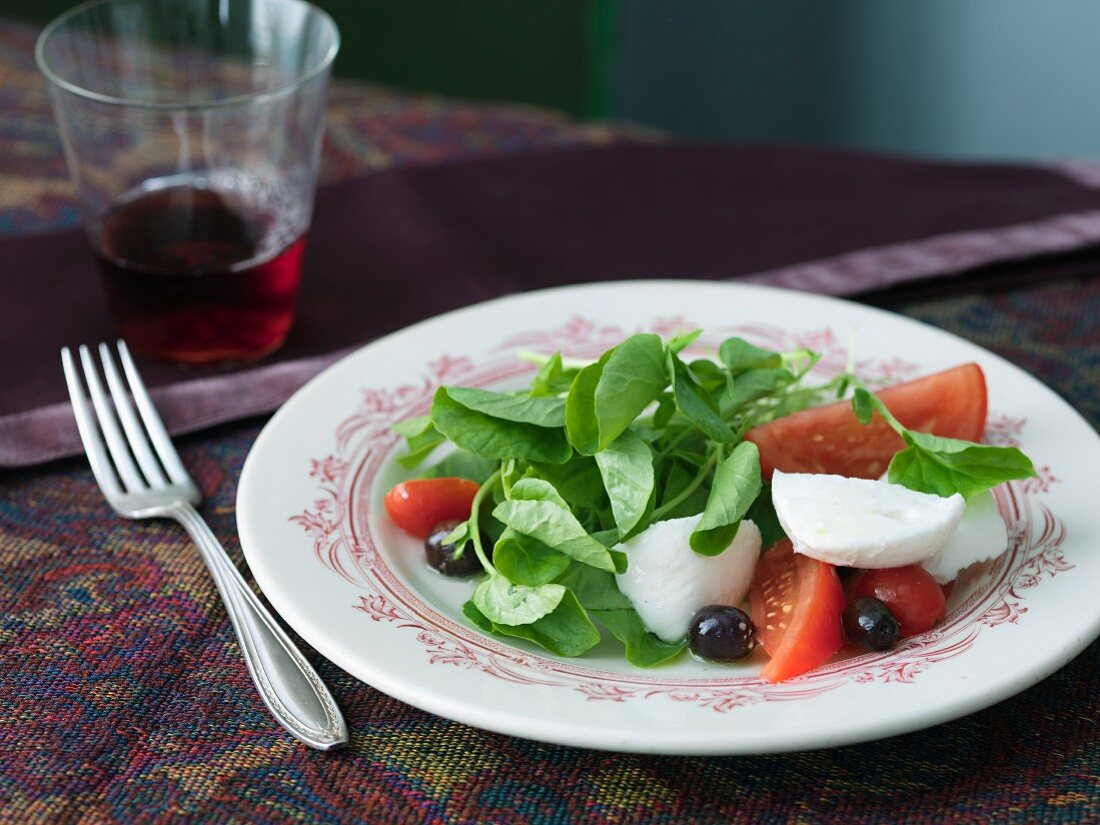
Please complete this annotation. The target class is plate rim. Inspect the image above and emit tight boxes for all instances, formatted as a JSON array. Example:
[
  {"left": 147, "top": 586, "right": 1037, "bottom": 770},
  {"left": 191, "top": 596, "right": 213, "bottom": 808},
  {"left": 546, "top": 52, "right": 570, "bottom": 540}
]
[{"left": 237, "top": 279, "right": 1100, "bottom": 754}]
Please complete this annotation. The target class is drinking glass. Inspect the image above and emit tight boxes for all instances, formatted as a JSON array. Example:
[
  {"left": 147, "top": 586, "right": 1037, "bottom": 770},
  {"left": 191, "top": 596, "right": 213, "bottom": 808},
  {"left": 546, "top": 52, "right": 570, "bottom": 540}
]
[{"left": 37, "top": 0, "right": 340, "bottom": 363}]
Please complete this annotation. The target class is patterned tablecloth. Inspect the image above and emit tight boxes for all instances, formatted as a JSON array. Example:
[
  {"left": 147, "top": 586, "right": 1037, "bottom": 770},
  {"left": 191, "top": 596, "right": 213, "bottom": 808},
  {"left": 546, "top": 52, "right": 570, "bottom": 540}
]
[{"left": 3, "top": 18, "right": 1099, "bottom": 825}]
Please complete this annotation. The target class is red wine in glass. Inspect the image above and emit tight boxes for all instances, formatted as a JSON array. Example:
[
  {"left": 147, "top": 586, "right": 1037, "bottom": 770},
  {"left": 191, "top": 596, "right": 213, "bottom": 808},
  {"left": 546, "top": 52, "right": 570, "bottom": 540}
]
[{"left": 96, "top": 182, "right": 305, "bottom": 364}]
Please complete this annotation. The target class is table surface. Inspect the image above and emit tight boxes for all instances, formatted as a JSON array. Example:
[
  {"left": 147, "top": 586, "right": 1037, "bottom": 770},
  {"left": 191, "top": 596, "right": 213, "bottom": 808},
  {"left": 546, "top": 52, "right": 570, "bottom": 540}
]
[{"left": 3, "top": 17, "right": 1100, "bottom": 825}]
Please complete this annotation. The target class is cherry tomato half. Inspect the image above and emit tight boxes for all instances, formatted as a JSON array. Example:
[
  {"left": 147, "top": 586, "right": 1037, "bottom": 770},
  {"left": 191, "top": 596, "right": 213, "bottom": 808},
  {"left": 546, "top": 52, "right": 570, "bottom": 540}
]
[
  {"left": 749, "top": 539, "right": 845, "bottom": 683},
  {"left": 384, "top": 477, "right": 480, "bottom": 539},
  {"left": 848, "top": 566, "right": 946, "bottom": 638}
]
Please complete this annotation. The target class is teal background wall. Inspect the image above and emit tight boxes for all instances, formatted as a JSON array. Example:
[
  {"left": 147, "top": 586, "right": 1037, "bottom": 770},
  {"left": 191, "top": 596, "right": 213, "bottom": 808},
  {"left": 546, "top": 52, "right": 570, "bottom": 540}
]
[{"left": 614, "top": 0, "right": 1100, "bottom": 160}]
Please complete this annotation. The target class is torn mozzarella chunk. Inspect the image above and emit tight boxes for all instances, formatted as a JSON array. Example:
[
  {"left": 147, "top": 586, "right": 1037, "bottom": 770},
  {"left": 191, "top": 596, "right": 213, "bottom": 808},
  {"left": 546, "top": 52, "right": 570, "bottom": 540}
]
[
  {"left": 920, "top": 490, "right": 1008, "bottom": 584},
  {"left": 771, "top": 471, "right": 965, "bottom": 568},
  {"left": 614, "top": 515, "right": 761, "bottom": 643}
]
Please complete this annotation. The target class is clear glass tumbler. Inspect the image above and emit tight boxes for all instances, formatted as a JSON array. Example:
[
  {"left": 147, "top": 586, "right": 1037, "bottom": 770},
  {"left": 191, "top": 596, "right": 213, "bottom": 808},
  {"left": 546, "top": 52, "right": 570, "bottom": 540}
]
[{"left": 37, "top": 0, "right": 339, "bottom": 364}]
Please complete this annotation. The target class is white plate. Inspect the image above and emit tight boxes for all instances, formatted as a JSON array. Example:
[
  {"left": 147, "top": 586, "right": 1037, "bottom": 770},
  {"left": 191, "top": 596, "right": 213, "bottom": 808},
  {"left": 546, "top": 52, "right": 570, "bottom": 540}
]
[{"left": 237, "top": 280, "right": 1100, "bottom": 754}]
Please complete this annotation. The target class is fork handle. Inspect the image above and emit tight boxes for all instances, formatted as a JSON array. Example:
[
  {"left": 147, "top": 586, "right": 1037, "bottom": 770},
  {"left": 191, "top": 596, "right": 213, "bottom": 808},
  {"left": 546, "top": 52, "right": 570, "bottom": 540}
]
[{"left": 170, "top": 503, "right": 348, "bottom": 750}]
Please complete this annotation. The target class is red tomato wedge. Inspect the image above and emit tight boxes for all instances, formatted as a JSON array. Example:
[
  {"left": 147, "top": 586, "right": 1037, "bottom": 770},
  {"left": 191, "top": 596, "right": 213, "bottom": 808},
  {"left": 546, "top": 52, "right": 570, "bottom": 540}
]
[
  {"left": 752, "top": 539, "right": 844, "bottom": 682},
  {"left": 749, "top": 540, "right": 845, "bottom": 683},
  {"left": 384, "top": 478, "right": 480, "bottom": 539},
  {"left": 745, "top": 363, "right": 988, "bottom": 480}
]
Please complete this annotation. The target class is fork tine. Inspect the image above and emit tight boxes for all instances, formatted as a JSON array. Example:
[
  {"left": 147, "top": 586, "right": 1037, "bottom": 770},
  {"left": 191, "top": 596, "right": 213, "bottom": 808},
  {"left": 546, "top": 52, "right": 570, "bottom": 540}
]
[
  {"left": 78, "top": 345, "right": 147, "bottom": 492},
  {"left": 116, "top": 340, "right": 191, "bottom": 486},
  {"left": 62, "top": 347, "right": 124, "bottom": 500},
  {"left": 99, "top": 343, "right": 170, "bottom": 488}
]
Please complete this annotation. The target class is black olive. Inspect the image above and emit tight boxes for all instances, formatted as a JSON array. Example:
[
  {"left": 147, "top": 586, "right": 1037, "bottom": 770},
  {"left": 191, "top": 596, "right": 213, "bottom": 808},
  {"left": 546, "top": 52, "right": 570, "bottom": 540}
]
[
  {"left": 424, "top": 519, "right": 486, "bottom": 576},
  {"left": 688, "top": 605, "right": 757, "bottom": 662},
  {"left": 843, "top": 597, "right": 900, "bottom": 651}
]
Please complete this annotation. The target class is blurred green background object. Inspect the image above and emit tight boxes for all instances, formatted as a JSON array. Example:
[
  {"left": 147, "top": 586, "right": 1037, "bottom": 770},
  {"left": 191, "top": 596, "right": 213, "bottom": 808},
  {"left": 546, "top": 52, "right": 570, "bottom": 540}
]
[
  {"left": 11, "top": 0, "right": 1100, "bottom": 159},
  {"left": 8, "top": 0, "right": 617, "bottom": 118}
]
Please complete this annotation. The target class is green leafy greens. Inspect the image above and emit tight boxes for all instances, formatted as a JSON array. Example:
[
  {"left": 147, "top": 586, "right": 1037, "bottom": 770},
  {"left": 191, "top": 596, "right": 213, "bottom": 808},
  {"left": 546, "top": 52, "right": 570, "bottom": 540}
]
[
  {"left": 852, "top": 386, "right": 1036, "bottom": 499},
  {"left": 391, "top": 331, "right": 1035, "bottom": 668}
]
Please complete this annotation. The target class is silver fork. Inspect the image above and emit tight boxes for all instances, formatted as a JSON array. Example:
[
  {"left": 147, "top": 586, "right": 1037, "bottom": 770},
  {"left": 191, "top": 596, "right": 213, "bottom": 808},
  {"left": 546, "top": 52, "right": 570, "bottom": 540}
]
[{"left": 62, "top": 341, "right": 348, "bottom": 751}]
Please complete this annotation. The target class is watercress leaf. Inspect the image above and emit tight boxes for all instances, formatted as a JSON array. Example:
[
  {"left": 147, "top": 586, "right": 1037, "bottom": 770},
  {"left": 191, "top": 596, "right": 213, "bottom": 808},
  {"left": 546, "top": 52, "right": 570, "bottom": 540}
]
[
  {"left": 629, "top": 424, "right": 664, "bottom": 445},
  {"left": 441, "top": 519, "right": 472, "bottom": 556},
  {"left": 852, "top": 380, "right": 1037, "bottom": 500},
  {"left": 527, "top": 459, "right": 608, "bottom": 518},
  {"left": 508, "top": 476, "right": 570, "bottom": 508},
  {"left": 670, "top": 353, "right": 736, "bottom": 444},
  {"left": 766, "top": 377, "right": 853, "bottom": 421},
  {"left": 444, "top": 386, "right": 566, "bottom": 427},
  {"left": 565, "top": 358, "right": 605, "bottom": 455},
  {"left": 667, "top": 329, "right": 703, "bottom": 354},
  {"left": 888, "top": 431, "right": 1037, "bottom": 500},
  {"left": 530, "top": 352, "right": 581, "bottom": 397},
  {"left": 669, "top": 450, "right": 708, "bottom": 468},
  {"left": 835, "top": 374, "right": 852, "bottom": 400},
  {"left": 850, "top": 386, "right": 905, "bottom": 434},
  {"left": 394, "top": 416, "right": 446, "bottom": 468},
  {"left": 618, "top": 483, "right": 658, "bottom": 542},
  {"left": 720, "top": 368, "right": 795, "bottom": 416},
  {"left": 392, "top": 415, "right": 434, "bottom": 438},
  {"left": 580, "top": 508, "right": 608, "bottom": 535},
  {"left": 432, "top": 387, "right": 572, "bottom": 464},
  {"left": 590, "top": 527, "right": 621, "bottom": 548},
  {"left": 484, "top": 590, "right": 602, "bottom": 656},
  {"left": 571, "top": 333, "right": 669, "bottom": 454},
  {"left": 657, "top": 459, "right": 711, "bottom": 520},
  {"left": 554, "top": 564, "right": 633, "bottom": 610},
  {"left": 473, "top": 574, "right": 565, "bottom": 626},
  {"left": 463, "top": 600, "right": 495, "bottom": 633},
  {"left": 593, "top": 333, "right": 670, "bottom": 444},
  {"left": 652, "top": 392, "right": 677, "bottom": 429},
  {"left": 480, "top": 512, "right": 507, "bottom": 546},
  {"left": 853, "top": 387, "right": 876, "bottom": 425},
  {"left": 499, "top": 457, "right": 526, "bottom": 494},
  {"left": 591, "top": 609, "right": 687, "bottom": 667},
  {"left": 397, "top": 435, "right": 447, "bottom": 469},
  {"left": 493, "top": 528, "right": 572, "bottom": 586},
  {"left": 688, "top": 358, "right": 727, "bottom": 392},
  {"left": 665, "top": 428, "right": 708, "bottom": 457},
  {"left": 492, "top": 497, "right": 627, "bottom": 573},
  {"left": 718, "top": 337, "right": 783, "bottom": 374},
  {"left": 659, "top": 459, "right": 693, "bottom": 503},
  {"left": 420, "top": 450, "right": 499, "bottom": 484},
  {"left": 595, "top": 428, "right": 655, "bottom": 537},
  {"left": 745, "top": 484, "right": 786, "bottom": 549},
  {"left": 691, "top": 441, "right": 763, "bottom": 556}
]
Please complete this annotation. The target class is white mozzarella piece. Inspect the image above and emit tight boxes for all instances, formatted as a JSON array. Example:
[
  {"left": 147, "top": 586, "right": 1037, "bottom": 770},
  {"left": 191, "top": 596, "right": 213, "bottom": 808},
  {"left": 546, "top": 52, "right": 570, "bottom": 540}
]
[
  {"left": 920, "top": 490, "right": 1008, "bottom": 584},
  {"left": 772, "top": 471, "right": 965, "bottom": 568},
  {"left": 614, "top": 515, "right": 762, "bottom": 643}
]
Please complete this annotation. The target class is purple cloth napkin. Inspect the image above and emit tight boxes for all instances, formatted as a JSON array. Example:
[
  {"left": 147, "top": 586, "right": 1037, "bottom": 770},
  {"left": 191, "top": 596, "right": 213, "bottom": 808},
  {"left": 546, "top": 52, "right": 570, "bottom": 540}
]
[{"left": 6, "top": 142, "right": 1100, "bottom": 467}]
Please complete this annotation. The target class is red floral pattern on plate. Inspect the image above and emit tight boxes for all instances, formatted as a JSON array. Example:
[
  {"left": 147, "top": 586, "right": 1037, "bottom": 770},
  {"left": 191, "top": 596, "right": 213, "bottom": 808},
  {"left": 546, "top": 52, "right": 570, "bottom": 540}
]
[{"left": 291, "top": 317, "right": 1066, "bottom": 711}]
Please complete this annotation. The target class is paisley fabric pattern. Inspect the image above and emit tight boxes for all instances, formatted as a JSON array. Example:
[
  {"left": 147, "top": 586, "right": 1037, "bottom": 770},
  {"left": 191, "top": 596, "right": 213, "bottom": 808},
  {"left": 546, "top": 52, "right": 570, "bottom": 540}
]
[
  {"left": 1, "top": 15, "right": 1098, "bottom": 825},
  {"left": 898, "top": 278, "right": 1100, "bottom": 433}
]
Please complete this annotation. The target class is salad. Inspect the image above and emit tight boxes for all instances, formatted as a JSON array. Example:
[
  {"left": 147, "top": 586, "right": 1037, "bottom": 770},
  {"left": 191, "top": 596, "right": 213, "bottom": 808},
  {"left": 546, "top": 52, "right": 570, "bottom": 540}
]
[{"left": 382, "top": 332, "right": 1036, "bottom": 682}]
